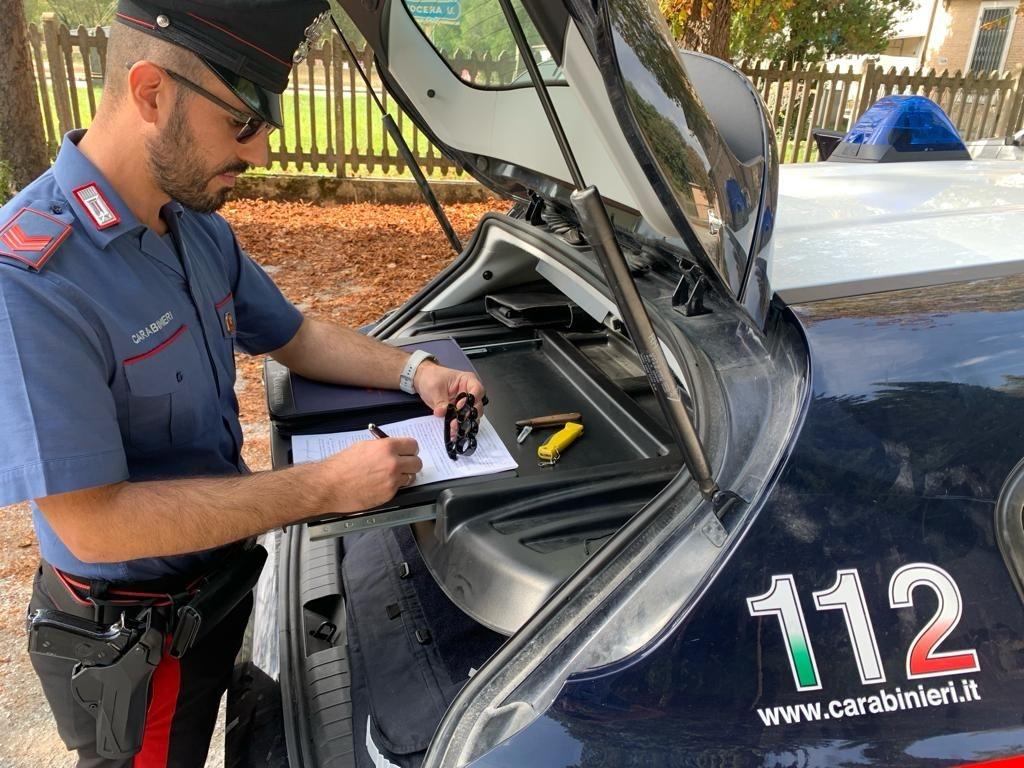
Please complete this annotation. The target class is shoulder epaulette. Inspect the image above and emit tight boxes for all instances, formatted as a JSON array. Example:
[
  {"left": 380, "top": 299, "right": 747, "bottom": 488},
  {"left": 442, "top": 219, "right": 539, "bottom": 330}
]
[{"left": 0, "top": 205, "right": 72, "bottom": 272}]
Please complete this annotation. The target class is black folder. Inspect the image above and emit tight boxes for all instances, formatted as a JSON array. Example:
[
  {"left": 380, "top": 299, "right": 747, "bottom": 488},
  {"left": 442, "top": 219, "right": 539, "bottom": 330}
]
[{"left": 264, "top": 337, "right": 476, "bottom": 430}]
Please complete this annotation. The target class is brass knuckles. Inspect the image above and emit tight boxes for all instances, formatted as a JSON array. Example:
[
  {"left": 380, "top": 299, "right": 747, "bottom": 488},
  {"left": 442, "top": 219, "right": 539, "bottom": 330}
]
[{"left": 444, "top": 392, "right": 480, "bottom": 460}]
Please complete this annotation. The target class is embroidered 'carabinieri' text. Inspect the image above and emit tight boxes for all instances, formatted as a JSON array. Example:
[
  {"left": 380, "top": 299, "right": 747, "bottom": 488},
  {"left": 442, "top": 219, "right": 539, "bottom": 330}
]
[{"left": 131, "top": 312, "right": 174, "bottom": 344}]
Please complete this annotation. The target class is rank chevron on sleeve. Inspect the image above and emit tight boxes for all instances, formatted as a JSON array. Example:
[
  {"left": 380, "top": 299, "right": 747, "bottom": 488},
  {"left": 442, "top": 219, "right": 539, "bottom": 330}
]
[
  {"left": 0, "top": 208, "right": 72, "bottom": 271},
  {"left": 0, "top": 223, "right": 53, "bottom": 252}
]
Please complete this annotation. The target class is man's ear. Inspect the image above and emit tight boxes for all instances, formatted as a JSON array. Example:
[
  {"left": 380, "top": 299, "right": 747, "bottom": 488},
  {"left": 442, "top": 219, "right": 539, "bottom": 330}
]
[{"left": 127, "top": 61, "right": 170, "bottom": 126}]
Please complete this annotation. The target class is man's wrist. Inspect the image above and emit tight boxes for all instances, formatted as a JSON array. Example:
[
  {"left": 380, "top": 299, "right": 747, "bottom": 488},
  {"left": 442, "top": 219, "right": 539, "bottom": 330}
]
[
  {"left": 399, "top": 350, "right": 436, "bottom": 394},
  {"left": 411, "top": 358, "right": 438, "bottom": 394}
]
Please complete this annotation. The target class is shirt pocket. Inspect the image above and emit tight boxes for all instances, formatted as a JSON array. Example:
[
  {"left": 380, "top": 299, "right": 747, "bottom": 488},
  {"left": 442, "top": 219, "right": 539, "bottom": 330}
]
[
  {"left": 122, "top": 324, "right": 201, "bottom": 452},
  {"left": 214, "top": 292, "right": 237, "bottom": 341}
]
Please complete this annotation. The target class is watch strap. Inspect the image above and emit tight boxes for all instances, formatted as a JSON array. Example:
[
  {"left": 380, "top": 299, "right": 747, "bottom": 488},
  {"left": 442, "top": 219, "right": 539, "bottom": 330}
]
[{"left": 399, "top": 349, "right": 436, "bottom": 394}]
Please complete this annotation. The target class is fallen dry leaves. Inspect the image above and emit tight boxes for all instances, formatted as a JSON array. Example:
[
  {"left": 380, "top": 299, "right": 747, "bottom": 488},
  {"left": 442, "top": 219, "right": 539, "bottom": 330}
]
[{"left": 224, "top": 199, "right": 507, "bottom": 328}]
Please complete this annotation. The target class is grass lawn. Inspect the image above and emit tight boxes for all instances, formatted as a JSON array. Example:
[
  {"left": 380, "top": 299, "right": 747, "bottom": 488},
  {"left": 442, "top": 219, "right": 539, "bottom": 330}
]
[
  {"left": 267, "top": 90, "right": 463, "bottom": 178},
  {"left": 41, "top": 80, "right": 821, "bottom": 178},
  {"left": 41, "top": 82, "right": 463, "bottom": 179}
]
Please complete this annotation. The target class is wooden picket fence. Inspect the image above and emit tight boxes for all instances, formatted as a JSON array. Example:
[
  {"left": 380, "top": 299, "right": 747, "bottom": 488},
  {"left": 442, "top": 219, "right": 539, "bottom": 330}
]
[
  {"left": 25, "top": 14, "right": 522, "bottom": 177},
  {"left": 26, "top": 13, "right": 1024, "bottom": 175}
]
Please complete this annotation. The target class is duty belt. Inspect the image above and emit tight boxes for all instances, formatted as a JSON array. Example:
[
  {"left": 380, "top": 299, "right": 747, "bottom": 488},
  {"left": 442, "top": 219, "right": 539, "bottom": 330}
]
[{"left": 45, "top": 565, "right": 204, "bottom": 625}]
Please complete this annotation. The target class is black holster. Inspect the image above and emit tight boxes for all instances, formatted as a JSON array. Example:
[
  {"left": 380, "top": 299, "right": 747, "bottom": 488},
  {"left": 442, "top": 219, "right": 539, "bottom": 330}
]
[
  {"left": 70, "top": 611, "right": 166, "bottom": 759},
  {"left": 28, "top": 606, "right": 165, "bottom": 760},
  {"left": 169, "top": 543, "right": 267, "bottom": 658},
  {"left": 27, "top": 542, "right": 267, "bottom": 759}
]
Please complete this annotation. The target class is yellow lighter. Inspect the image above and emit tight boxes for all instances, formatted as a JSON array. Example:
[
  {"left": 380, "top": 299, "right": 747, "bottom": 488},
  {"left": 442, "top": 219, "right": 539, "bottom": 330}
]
[{"left": 537, "top": 422, "right": 584, "bottom": 464}]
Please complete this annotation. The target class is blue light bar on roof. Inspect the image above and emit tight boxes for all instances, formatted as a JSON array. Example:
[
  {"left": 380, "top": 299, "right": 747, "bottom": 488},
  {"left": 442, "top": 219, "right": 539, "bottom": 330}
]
[{"left": 828, "top": 95, "right": 970, "bottom": 163}]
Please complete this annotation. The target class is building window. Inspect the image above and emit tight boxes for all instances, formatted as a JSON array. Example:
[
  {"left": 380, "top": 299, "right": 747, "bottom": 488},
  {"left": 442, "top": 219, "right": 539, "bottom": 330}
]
[
  {"left": 968, "top": 4, "right": 1016, "bottom": 72},
  {"left": 885, "top": 36, "right": 924, "bottom": 58}
]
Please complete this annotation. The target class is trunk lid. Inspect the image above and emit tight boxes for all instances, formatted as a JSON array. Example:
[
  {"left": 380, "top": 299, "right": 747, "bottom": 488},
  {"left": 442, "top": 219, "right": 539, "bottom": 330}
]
[{"left": 336, "top": 0, "right": 777, "bottom": 310}]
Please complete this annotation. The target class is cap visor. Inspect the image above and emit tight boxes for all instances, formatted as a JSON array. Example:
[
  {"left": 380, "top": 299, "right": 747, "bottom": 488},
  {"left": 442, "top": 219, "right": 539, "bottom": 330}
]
[{"left": 203, "top": 60, "right": 284, "bottom": 128}]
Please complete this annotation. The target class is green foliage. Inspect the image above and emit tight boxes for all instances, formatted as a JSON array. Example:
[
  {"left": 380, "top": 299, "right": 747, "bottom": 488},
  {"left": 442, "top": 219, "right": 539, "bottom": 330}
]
[
  {"left": 328, "top": 0, "right": 365, "bottom": 46},
  {"left": 22, "top": 0, "right": 49, "bottom": 24},
  {"left": 427, "top": 2, "right": 510, "bottom": 58},
  {"left": 23, "top": 0, "right": 115, "bottom": 27},
  {"left": 733, "top": 0, "right": 917, "bottom": 63},
  {"left": 409, "top": 0, "right": 542, "bottom": 60},
  {"left": 0, "top": 160, "right": 13, "bottom": 205},
  {"left": 661, "top": 0, "right": 919, "bottom": 64}
]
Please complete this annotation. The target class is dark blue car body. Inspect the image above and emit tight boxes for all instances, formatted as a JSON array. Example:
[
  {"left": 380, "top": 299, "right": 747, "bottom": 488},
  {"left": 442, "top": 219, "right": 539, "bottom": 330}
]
[{"left": 472, "top": 277, "right": 1024, "bottom": 767}]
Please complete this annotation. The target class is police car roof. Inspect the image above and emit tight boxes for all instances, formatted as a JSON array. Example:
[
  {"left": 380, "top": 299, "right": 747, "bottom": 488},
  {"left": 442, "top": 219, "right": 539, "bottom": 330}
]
[{"left": 770, "top": 159, "right": 1024, "bottom": 304}]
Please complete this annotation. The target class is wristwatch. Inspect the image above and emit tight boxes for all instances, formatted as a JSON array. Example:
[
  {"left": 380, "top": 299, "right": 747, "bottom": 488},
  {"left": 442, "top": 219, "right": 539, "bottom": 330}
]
[{"left": 399, "top": 350, "right": 437, "bottom": 394}]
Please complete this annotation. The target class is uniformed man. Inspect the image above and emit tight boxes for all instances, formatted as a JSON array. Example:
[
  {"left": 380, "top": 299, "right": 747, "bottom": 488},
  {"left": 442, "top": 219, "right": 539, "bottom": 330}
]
[{"left": 0, "top": 1, "right": 485, "bottom": 765}]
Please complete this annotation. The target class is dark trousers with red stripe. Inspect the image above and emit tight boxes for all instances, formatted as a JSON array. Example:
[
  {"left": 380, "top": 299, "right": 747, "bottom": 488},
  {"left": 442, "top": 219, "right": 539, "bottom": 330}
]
[{"left": 27, "top": 564, "right": 252, "bottom": 768}]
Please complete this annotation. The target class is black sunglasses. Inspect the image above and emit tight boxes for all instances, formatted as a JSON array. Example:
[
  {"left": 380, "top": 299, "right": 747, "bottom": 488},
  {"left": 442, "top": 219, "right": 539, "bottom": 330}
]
[{"left": 162, "top": 67, "right": 274, "bottom": 144}]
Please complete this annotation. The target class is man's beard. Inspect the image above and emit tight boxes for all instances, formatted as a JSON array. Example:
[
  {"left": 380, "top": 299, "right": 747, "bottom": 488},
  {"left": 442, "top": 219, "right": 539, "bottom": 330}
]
[{"left": 147, "top": 98, "right": 249, "bottom": 214}]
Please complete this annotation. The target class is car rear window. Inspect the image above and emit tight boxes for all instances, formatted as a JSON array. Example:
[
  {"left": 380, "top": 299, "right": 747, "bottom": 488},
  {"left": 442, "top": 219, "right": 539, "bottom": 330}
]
[{"left": 400, "top": 0, "right": 565, "bottom": 88}]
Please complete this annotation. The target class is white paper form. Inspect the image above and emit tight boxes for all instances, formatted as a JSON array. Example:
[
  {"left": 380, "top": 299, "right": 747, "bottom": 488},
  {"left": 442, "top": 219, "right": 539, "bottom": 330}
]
[{"left": 291, "top": 415, "right": 517, "bottom": 487}]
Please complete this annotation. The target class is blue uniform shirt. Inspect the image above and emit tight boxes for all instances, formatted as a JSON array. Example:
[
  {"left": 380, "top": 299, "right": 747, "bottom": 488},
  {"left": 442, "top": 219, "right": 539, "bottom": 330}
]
[{"left": 0, "top": 130, "right": 303, "bottom": 581}]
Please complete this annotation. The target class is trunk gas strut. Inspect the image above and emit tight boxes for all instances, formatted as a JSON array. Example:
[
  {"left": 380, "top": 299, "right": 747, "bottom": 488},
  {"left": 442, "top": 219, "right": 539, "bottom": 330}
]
[{"left": 493, "top": 0, "right": 733, "bottom": 507}]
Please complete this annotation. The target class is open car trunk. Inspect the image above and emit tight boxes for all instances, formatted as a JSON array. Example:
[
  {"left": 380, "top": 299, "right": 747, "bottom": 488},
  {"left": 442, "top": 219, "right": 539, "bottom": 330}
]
[
  {"left": 268, "top": 214, "right": 690, "bottom": 767},
  {"left": 254, "top": 0, "right": 792, "bottom": 761}
]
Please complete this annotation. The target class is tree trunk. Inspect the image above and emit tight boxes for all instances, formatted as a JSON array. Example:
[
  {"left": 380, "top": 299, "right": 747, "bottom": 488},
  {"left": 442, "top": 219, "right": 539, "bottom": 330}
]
[
  {"left": 674, "top": 0, "right": 731, "bottom": 61},
  {"left": 0, "top": 0, "right": 49, "bottom": 192},
  {"left": 706, "top": 0, "right": 732, "bottom": 61},
  {"left": 681, "top": 0, "right": 705, "bottom": 53}
]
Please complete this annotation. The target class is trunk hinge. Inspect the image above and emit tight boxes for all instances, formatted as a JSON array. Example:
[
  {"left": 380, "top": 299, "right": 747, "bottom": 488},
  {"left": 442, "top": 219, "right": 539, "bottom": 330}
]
[{"left": 672, "top": 264, "right": 709, "bottom": 317}]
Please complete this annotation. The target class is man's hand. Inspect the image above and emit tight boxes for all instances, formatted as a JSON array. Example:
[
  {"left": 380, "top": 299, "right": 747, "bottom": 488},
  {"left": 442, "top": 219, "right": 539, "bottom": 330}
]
[
  {"left": 413, "top": 362, "right": 487, "bottom": 420},
  {"left": 321, "top": 437, "right": 423, "bottom": 513},
  {"left": 35, "top": 435, "right": 425, "bottom": 563}
]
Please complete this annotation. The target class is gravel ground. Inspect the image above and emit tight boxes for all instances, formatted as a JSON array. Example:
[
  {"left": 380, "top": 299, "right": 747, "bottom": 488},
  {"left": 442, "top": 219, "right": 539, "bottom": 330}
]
[{"left": 0, "top": 197, "right": 502, "bottom": 767}]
